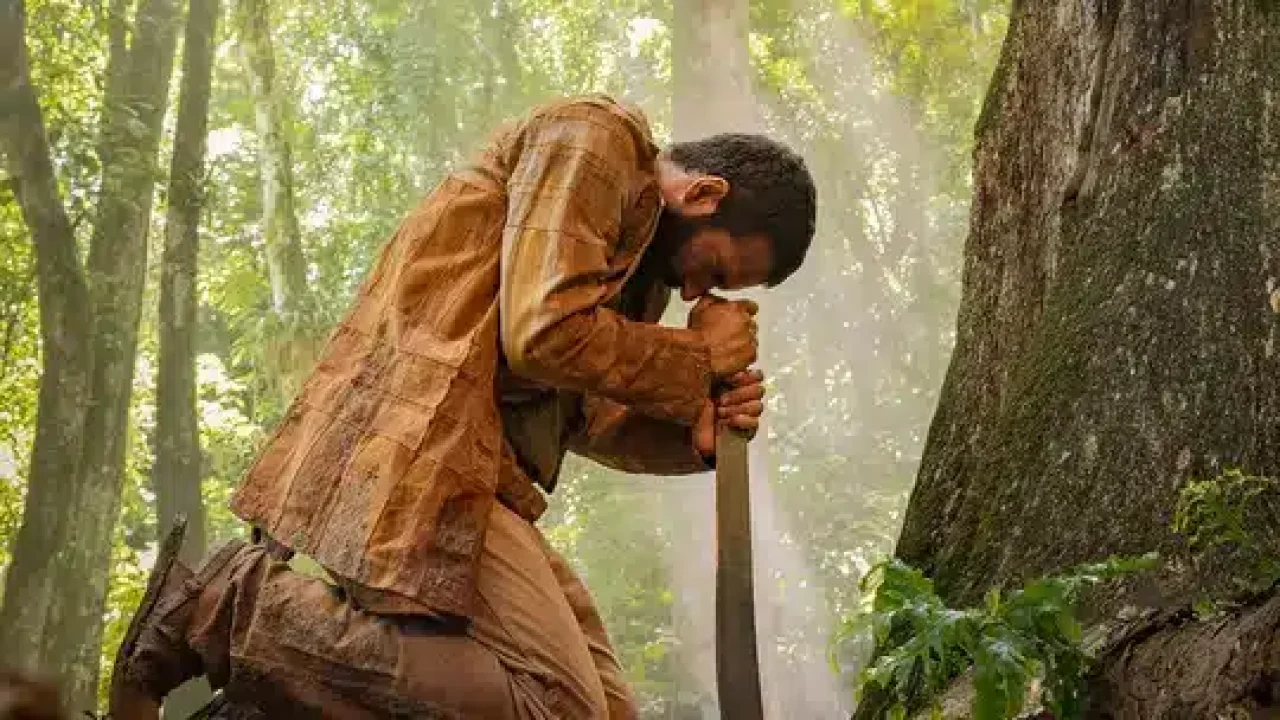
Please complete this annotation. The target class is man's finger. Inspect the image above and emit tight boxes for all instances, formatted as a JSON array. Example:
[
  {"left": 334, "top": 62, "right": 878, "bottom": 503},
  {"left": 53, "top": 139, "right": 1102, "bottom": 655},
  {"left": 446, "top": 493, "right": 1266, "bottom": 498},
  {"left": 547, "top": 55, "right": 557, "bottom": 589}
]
[
  {"left": 731, "top": 380, "right": 766, "bottom": 398},
  {"left": 728, "top": 415, "right": 759, "bottom": 431},
  {"left": 691, "top": 293, "right": 728, "bottom": 317},
  {"left": 718, "top": 400, "right": 764, "bottom": 418},
  {"left": 718, "top": 384, "right": 765, "bottom": 407},
  {"left": 723, "top": 369, "right": 765, "bottom": 388},
  {"left": 713, "top": 372, "right": 758, "bottom": 402}
]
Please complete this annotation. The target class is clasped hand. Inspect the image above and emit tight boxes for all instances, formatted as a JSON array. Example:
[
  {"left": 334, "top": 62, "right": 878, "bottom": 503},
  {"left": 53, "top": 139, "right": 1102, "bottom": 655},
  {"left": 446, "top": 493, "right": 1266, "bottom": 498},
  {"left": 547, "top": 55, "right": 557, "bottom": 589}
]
[{"left": 689, "top": 295, "right": 765, "bottom": 458}]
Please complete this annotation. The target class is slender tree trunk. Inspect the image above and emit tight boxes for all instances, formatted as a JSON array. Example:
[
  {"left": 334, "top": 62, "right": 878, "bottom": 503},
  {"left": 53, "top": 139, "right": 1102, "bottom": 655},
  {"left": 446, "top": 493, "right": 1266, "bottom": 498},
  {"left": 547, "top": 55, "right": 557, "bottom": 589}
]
[
  {"left": 156, "top": 0, "right": 218, "bottom": 569},
  {"left": 889, "top": 0, "right": 1279, "bottom": 715},
  {"left": 96, "top": 0, "right": 135, "bottom": 169},
  {"left": 485, "top": 0, "right": 523, "bottom": 125},
  {"left": 0, "top": 0, "right": 94, "bottom": 676},
  {"left": 1, "top": 0, "right": 182, "bottom": 709},
  {"left": 154, "top": 7, "right": 218, "bottom": 719},
  {"left": 238, "top": 0, "right": 307, "bottom": 315},
  {"left": 237, "top": 0, "right": 314, "bottom": 401}
]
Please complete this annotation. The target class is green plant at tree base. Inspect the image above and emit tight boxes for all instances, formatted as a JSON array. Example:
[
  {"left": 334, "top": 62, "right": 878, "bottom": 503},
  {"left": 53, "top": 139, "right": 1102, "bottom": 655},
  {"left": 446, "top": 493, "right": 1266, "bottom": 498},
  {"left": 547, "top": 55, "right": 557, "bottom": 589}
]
[
  {"left": 1173, "top": 468, "right": 1280, "bottom": 598},
  {"left": 836, "top": 554, "right": 1158, "bottom": 720}
]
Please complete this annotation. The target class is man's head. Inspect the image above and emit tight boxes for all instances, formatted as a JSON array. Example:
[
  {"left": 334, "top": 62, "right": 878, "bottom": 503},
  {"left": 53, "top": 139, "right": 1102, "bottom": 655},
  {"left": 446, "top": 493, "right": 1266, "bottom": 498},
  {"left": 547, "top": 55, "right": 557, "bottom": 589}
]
[{"left": 651, "top": 133, "right": 816, "bottom": 301}]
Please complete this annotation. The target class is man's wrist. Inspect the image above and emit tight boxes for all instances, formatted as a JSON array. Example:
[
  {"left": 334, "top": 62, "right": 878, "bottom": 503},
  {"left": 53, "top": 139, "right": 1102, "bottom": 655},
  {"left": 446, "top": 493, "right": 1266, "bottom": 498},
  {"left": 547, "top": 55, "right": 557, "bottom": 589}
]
[{"left": 666, "top": 326, "right": 715, "bottom": 423}]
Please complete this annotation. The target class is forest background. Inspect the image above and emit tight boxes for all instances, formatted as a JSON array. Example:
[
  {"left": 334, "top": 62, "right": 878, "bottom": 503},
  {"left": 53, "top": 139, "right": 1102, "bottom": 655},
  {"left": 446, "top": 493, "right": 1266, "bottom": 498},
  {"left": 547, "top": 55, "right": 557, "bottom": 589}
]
[{"left": 0, "top": 0, "right": 1007, "bottom": 715}]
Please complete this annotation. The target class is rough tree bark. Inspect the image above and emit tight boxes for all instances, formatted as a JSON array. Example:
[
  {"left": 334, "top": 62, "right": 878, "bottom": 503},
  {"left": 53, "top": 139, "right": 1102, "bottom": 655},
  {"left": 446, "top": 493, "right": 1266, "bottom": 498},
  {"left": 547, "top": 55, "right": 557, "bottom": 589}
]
[
  {"left": 0, "top": 0, "right": 95, "bottom": 674},
  {"left": 96, "top": 0, "right": 135, "bottom": 170},
  {"left": 0, "top": 0, "right": 183, "bottom": 709},
  {"left": 891, "top": 0, "right": 1279, "bottom": 716}
]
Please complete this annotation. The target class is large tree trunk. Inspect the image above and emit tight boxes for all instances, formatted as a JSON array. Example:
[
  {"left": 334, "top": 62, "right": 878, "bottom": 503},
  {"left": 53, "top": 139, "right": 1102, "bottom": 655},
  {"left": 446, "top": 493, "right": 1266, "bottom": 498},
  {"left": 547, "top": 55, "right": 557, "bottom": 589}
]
[
  {"left": 0, "top": 0, "right": 95, "bottom": 675},
  {"left": 156, "top": 0, "right": 217, "bottom": 572},
  {"left": 0, "top": 0, "right": 182, "bottom": 709},
  {"left": 48, "top": 0, "right": 183, "bottom": 706},
  {"left": 893, "top": 0, "right": 1279, "bottom": 715}
]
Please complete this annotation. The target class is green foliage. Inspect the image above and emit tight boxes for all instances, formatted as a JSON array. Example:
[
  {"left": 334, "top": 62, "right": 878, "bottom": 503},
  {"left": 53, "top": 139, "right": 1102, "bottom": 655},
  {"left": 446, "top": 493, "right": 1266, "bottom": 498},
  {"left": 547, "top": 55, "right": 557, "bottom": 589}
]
[
  {"left": 840, "top": 554, "right": 1158, "bottom": 720},
  {"left": 1174, "top": 469, "right": 1280, "bottom": 594},
  {"left": 0, "top": 199, "right": 39, "bottom": 571},
  {"left": 192, "top": 354, "right": 262, "bottom": 545},
  {"left": 841, "top": 0, "right": 1009, "bottom": 196}
]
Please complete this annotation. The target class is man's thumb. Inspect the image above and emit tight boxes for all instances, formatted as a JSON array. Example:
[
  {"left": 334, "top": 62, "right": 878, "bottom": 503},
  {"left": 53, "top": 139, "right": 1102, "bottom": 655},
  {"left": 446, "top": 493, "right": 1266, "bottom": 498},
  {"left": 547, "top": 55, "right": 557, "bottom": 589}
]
[{"left": 692, "top": 294, "right": 727, "bottom": 313}]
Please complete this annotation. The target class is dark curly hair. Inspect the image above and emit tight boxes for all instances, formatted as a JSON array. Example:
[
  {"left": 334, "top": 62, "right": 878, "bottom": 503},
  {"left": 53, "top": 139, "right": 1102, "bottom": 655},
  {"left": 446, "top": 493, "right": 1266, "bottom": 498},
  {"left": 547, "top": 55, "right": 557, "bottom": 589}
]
[{"left": 668, "top": 134, "right": 817, "bottom": 286}]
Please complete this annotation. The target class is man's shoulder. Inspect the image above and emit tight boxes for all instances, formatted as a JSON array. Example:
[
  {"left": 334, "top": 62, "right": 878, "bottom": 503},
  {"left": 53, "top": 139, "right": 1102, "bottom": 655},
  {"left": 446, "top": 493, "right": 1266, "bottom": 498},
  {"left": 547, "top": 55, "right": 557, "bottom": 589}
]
[
  {"left": 531, "top": 94, "right": 648, "bottom": 123},
  {"left": 524, "top": 95, "right": 659, "bottom": 158}
]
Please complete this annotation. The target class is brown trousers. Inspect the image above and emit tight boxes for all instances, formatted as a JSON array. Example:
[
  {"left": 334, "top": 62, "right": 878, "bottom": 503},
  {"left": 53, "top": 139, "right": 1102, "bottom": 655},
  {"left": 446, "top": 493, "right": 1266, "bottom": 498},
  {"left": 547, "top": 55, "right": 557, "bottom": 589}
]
[{"left": 132, "top": 503, "right": 636, "bottom": 719}]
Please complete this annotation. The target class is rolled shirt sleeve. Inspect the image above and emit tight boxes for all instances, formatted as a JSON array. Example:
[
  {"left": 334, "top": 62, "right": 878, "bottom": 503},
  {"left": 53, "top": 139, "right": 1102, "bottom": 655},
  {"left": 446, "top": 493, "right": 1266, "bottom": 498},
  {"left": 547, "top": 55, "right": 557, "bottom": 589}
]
[{"left": 567, "top": 394, "right": 713, "bottom": 475}]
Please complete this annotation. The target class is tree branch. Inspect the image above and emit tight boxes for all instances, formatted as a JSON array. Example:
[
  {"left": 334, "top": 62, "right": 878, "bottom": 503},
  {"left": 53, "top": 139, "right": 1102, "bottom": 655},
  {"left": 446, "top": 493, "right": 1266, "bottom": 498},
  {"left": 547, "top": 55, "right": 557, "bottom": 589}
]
[{"left": 0, "top": 0, "right": 88, "bottom": 311}]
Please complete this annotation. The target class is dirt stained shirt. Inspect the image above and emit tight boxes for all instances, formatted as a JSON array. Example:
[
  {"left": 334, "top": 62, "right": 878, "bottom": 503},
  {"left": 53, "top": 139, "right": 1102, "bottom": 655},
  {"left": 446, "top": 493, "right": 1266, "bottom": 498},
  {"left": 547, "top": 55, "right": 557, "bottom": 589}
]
[{"left": 229, "top": 95, "right": 714, "bottom": 619}]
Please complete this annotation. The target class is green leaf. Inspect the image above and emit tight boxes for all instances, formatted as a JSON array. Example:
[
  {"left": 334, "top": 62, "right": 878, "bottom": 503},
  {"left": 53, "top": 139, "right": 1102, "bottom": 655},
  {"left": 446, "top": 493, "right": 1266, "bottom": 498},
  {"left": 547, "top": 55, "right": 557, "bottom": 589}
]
[
  {"left": 972, "top": 638, "right": 1031, "bottom": 720},
  {"left": 845, "top": 553, "right": 1153, "bottom": 719}
]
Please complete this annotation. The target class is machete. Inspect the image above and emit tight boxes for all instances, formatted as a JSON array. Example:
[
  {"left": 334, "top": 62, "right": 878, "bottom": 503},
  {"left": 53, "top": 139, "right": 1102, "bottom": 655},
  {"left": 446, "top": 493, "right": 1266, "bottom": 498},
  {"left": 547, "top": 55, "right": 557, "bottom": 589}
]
[{"left": 715, "top": 426, "right": 765, "bottom": 719}]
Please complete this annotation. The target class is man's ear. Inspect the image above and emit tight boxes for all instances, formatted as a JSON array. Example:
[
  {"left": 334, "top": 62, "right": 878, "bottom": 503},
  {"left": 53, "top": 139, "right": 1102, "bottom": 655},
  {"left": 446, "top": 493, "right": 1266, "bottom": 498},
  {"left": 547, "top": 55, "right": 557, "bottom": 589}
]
[{"left": 680, "top": 175, "right": 729, "bottom": 217}]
